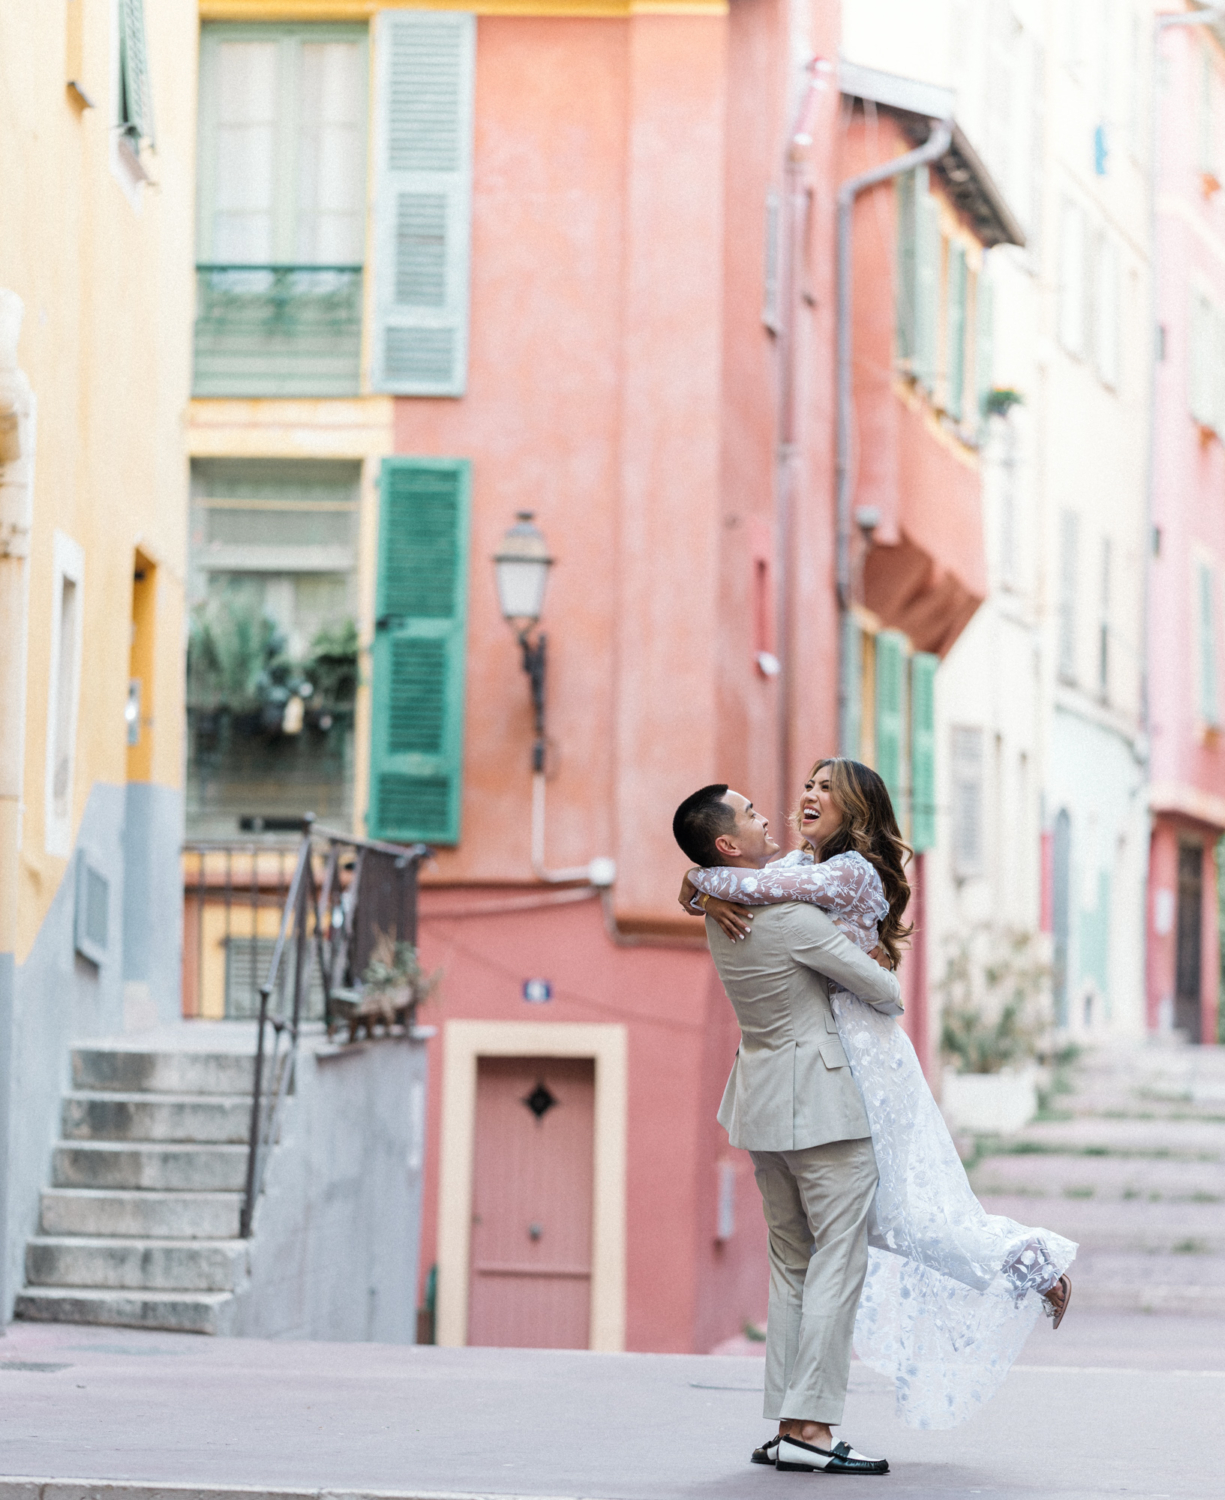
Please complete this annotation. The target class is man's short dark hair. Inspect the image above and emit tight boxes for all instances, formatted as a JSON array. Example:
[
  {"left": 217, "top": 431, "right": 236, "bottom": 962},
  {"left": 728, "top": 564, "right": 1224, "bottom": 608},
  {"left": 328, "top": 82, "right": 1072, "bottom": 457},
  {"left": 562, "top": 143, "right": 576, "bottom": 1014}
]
[{"left": 672, "top": 784, "right": 735, "bottom": 867}]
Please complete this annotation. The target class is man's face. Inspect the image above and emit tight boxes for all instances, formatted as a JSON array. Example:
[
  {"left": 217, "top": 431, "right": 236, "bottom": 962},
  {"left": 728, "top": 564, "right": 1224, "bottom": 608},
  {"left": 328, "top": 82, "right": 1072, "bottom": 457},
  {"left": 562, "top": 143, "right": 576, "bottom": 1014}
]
[{"left": 717, "top": 791, "right": 779, "bottom": 867}]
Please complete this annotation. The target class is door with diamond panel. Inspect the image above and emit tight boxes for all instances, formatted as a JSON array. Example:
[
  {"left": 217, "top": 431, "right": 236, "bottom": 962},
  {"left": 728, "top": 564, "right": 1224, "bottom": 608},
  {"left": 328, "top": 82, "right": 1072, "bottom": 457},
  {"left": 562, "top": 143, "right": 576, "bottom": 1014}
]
[{"left": 466, "top": 1057, "right": 595, "bottom": 1348}]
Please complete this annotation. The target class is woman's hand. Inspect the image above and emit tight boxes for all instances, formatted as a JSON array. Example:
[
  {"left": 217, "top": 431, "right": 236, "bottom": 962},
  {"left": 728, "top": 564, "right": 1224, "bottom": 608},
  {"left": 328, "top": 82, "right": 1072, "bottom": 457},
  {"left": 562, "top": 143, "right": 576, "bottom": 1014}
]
[
  {"left": 679, "top": 874, "right": 701, "bottom": 913},
  {"left": 704, "top": 896, "right": 754, "bottom": 942},
  {"left": 869, "top": 944, "right": 894, "bottom": 971}
]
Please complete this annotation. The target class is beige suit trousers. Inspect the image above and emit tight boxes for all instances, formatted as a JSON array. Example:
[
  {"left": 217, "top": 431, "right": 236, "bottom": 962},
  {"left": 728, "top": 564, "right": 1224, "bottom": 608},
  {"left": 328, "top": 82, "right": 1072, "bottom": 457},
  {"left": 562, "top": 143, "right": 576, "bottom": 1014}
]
[{"left": 750, "top": 1136, "right": 878, "bottom": 1425}]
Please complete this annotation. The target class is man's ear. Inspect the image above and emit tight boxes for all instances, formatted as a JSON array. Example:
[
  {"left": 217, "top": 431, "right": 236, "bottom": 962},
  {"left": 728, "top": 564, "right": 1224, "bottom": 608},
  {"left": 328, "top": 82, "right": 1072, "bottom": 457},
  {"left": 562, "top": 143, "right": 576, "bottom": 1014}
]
[{"left": 713, "top": 833, "right": 739, "bottom": 860}]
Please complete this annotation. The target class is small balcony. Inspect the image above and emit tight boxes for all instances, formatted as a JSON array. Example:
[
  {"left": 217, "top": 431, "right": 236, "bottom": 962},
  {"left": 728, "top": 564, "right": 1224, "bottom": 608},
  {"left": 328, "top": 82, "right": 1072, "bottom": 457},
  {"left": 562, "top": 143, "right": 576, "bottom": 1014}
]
[{"left": 192, "top": 264, "right": 363, "bottom": 398}]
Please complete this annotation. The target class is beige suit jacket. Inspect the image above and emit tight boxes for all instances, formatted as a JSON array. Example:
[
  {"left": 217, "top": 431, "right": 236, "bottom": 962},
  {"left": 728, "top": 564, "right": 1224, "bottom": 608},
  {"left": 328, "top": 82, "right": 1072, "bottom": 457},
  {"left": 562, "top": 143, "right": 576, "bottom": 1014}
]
[{"left": 710, "top": 902, "right": 903, "bottom": 1152}]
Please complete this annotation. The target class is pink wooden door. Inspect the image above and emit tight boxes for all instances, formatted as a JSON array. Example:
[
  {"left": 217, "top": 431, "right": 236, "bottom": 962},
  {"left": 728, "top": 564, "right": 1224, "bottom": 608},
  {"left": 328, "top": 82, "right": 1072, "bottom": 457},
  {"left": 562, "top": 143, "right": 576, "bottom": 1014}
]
[{"left": 467, "top": 1057, "right": 595, "bottom": 1348}]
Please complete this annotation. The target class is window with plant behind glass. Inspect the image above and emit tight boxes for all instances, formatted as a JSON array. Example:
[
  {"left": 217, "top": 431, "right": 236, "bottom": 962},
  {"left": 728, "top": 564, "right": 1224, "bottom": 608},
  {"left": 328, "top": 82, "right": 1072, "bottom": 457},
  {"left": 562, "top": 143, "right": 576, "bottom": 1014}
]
[{"left": 187, "top": 459, "right": 361, "bottom": 838}]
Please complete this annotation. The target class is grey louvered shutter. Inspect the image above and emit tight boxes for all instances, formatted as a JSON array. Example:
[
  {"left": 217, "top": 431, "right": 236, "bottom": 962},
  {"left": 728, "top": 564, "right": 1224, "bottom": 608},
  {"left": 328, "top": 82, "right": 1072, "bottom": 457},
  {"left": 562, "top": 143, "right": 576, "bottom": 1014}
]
[
  {"left": 1199, "top": 560, "right": 1220, "bottom": 728},
  {"left": 369, "top": 458, "right": 471, "bottom": 844},
  {"left": 914, "top": 171, "right": 940, "bottom": 394},
  {"left": 119, "top": 0, "right": 154, "bottom": 147},
  {"left": 946, "top": 243, "right": 967, "bottom": 420},
  {"left": 372, "top": 12, "right": 475, "bottom": 396},
  {"left": 895, "top": 170, "right": 917, "bottom": 371},
  {"left": 976, "top": 263, "right": 994, "bottom": 424}
]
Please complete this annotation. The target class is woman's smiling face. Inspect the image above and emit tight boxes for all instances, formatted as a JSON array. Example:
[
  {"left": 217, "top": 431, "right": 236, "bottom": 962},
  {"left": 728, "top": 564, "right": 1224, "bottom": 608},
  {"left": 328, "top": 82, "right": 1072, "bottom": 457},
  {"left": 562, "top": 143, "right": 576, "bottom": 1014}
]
[{"left": 799, "top": 765, "right": 842, "bottom": 846}]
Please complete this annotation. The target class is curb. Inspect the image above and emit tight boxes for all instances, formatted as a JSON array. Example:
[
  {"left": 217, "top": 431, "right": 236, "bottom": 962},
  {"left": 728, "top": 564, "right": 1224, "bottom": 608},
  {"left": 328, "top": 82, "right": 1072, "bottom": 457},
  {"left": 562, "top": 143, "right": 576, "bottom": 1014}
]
[{"left": 0, "top": 1487, "right": 583, "bottom": 1500}]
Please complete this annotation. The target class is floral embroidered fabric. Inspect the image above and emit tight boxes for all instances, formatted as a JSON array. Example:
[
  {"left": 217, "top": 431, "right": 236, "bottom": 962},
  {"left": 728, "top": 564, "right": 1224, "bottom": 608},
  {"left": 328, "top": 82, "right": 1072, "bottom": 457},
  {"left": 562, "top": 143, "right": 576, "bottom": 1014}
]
[{"left": 691, "top": 849, "right": 1077, "bottom": 1429}]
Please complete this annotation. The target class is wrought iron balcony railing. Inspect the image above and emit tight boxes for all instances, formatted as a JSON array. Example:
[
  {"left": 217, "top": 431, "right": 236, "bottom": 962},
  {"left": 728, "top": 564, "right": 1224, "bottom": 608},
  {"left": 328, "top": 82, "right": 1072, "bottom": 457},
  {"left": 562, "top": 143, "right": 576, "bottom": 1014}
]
[{"left": 193, "top": 264, "right": 363, "bottom": 398}]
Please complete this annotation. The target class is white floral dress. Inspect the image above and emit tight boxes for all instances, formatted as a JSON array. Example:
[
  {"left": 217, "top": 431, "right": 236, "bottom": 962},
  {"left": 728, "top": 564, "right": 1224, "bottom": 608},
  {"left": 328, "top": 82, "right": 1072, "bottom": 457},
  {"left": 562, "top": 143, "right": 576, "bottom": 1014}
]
[{"left": 690, "top": 849, "right": 1077, "bottom": 1430}]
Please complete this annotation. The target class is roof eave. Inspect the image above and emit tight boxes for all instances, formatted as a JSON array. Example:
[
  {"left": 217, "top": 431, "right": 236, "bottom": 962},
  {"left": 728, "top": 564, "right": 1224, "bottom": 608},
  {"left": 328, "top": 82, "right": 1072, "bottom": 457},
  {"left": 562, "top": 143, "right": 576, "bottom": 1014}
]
[{"left": 839, "top": 60, "right": 1027, "bottom": 250}]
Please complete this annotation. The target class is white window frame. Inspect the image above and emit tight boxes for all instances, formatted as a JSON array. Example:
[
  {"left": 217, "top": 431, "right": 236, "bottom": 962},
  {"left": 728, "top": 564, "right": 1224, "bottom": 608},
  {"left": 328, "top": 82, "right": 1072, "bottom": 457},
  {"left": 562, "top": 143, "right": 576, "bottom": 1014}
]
[
  {"left": 45, "top": 532, "right": 86, "bottom": 858},
  {"left": 1058, "top": 198, "right": 1087, "bottom": 359}
]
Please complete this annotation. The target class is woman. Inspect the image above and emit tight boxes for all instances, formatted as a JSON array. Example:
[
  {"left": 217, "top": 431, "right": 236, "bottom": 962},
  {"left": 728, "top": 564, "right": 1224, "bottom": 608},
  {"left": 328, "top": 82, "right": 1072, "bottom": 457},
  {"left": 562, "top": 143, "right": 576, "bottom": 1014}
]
[{"left": 681, "top": 758, "right": 1075, "bottom": 1431}]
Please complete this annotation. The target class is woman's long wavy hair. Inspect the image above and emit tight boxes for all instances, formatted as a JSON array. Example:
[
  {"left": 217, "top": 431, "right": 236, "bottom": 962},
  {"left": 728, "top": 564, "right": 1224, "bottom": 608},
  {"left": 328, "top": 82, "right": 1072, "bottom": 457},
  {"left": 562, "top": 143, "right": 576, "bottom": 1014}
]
[{"left": 794, "top": 757, "right": 914, "bottom": 967}]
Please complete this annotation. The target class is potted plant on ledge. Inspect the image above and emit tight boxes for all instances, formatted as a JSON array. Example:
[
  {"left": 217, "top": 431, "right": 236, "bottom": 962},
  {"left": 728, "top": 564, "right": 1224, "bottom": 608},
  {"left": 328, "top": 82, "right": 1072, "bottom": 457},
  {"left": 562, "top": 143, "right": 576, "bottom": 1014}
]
[{"left": 938, "top": 926, "right": 1051, "bottom": 1136}]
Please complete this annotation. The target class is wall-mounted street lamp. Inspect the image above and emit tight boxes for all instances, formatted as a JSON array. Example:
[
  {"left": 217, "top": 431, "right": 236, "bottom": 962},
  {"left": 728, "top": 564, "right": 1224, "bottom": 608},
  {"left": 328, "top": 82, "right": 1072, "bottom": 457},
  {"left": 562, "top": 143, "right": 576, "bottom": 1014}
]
[
  {"left": 494, "top": 511, "right": 554, "bottom": 774},
  {"left": 493, "top": 513, "right": 614, "bottom": 889}
]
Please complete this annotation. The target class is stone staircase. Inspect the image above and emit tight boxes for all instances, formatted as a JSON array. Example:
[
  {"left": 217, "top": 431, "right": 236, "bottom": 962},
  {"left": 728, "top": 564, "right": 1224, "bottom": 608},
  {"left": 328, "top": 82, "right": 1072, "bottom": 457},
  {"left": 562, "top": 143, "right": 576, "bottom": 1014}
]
[
  {"left": 15, "top": 1035, "right": 258, "bottom": 1333},
  {"left": 967, "top": 1039, "right": 1225, "bottom": 1315}
]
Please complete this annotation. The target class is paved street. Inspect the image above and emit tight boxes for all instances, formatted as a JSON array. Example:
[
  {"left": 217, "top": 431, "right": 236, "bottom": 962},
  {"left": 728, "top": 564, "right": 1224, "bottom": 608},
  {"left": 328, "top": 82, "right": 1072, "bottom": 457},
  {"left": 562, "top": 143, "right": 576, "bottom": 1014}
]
[{"left": 0, "top": 1310, "right": 1221, "bottom": 1500}]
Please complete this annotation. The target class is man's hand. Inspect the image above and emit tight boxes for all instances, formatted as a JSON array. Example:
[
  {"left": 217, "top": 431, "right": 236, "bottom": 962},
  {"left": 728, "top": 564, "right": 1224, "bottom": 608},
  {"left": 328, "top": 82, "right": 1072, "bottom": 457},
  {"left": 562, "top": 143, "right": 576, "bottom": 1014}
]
[
  {"left": 869, "top": 945, "right": 894, "bottom": 971},
  {"left": 704, "top": 896, "right": 754, "bottom": 941}
]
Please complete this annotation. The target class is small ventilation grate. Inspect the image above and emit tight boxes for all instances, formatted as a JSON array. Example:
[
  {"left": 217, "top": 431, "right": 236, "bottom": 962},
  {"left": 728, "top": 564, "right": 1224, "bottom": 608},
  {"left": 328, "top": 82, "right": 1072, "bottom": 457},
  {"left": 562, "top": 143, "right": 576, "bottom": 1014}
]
[{"left": 522, "top": 1082, "right": 558, "bottom": 1121}]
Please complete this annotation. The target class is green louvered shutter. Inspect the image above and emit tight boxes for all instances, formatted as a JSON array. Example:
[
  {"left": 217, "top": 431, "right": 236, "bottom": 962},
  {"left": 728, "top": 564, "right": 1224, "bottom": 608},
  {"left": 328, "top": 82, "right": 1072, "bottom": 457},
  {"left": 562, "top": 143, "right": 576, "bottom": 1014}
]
[
  {"left": 914, "top": 172, "right": 940, "bottom": 394},
  {"left": 946, "top": 243, "right": 967, "bottom": 421},
  {"left": 369, "top": 458, "right": 471, "bottom": 844},
  {"left": 910, "top": 652, "right": 938, "bottom": 852},
  {"left": 372, "top": 11, "right": 475, "bottom": 396},
  {"left": 119, "top": 0, "right": 154, "bottom": 147},
  {"left": 874, "top": 630, "right": 908, "bottom": 813}
]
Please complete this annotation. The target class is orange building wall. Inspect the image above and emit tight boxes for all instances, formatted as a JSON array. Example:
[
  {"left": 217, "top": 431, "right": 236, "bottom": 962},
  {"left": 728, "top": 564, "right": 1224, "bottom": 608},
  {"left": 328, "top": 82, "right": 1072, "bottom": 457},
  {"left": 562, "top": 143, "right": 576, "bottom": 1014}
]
[
  {"left": 396, "top": 9, "right": 828, "bottom": 1353},
  {"left": 841, "top": 109, "right": 986, "bottom": 658}
]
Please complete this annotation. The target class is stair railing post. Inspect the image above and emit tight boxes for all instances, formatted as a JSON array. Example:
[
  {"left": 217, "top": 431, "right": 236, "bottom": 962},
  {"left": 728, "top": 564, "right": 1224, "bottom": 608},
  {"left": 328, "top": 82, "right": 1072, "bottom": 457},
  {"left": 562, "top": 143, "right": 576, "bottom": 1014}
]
[{"left": 241, "top": 982, "right": 270, "bottom": 1238}]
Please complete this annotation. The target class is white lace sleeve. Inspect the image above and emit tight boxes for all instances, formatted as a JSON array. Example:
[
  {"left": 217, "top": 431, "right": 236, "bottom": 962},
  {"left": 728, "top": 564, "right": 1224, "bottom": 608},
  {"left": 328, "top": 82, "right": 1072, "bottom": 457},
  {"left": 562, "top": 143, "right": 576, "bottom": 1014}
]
[{"left": 689, "top": 851, "right": 889, "bottom": 926}]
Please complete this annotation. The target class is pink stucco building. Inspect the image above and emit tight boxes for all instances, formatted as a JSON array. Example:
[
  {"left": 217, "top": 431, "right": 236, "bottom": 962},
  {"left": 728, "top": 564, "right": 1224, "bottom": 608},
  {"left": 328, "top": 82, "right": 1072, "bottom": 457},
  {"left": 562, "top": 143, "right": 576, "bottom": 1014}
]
[
  {"left": 1148, "top": 22, "right": 1225, "bottom": 1046},
  {"left": 180, "top": 2, "right": 1009, "bottom": 1354}
]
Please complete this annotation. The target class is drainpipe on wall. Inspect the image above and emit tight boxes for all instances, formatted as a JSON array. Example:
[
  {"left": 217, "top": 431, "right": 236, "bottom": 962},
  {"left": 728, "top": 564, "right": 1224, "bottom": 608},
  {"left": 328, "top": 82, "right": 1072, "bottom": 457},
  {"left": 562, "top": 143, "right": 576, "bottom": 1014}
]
[
  {"left": 835, "top": 117, "right": 953, "bottom": 752},
  {"left": 0, "top": 287, "right": 34, "bottom": 1321},
  {"left": 775, "top": 58, "right": 830, "bottom": 827}
]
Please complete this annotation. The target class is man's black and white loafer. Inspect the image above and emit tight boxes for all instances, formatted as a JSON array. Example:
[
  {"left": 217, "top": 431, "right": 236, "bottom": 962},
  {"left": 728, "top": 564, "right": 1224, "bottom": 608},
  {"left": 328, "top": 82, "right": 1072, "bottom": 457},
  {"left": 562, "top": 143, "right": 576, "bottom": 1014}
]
[
  {"left": 751, "top": 1434, "right": 782, "bottom": 1466},
  {"left": 775, "top": 1435, "right": 889, "bottom": 1475}
]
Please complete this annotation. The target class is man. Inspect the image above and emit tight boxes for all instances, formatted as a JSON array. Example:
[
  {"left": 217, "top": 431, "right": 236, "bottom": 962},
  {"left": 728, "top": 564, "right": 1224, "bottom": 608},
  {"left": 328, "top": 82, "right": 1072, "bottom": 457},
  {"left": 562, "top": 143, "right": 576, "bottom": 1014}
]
[{"left": 672, "top": 784, "right": 901, "bottom": 1477}]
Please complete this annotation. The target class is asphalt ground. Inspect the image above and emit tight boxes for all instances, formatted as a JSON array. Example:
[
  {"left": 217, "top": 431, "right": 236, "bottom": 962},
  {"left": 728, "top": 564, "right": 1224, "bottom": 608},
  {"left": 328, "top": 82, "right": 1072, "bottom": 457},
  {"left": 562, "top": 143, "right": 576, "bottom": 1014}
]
[{"left": 0, "top": 1311, "right": 1221, "bottom": 1499}]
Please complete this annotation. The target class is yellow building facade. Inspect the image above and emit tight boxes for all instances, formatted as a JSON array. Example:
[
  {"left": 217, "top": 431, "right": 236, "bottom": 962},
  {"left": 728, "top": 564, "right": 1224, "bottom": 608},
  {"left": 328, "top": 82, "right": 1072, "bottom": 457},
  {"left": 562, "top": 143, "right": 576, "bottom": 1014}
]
[{"left": 0, "top": 0, "right": 196, "bottom": 1312}]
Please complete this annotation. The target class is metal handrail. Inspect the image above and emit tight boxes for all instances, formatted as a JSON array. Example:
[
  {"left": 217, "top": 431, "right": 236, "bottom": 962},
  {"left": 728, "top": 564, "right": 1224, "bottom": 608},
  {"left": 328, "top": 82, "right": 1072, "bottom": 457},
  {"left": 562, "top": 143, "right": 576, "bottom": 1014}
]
[
  {"left": 238, "top": 815, "right": 430, "bottom": 1238},
  {"left": 196, "top": 262, "right": 363, "bottom": 272}
]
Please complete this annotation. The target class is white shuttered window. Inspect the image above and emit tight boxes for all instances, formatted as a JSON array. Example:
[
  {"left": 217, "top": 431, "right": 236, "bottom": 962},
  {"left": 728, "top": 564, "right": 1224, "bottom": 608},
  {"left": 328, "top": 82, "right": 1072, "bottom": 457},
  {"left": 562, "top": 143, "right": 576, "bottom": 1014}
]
[
  {"left": 1094, "top": 232, "right": 1120, "bottom": 390},
  {"left": 372, "top": 12, "right": 476, "bottom": 396}
]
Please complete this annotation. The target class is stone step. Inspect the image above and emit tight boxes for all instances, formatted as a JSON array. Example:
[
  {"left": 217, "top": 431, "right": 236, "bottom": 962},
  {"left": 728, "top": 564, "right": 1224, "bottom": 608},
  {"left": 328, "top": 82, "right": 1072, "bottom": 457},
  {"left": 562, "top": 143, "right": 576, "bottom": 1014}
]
[
  {"left": 25, "top": 1235, "right": 248, "bottom": 1291},
  {"left": 1004, "top": 1116, "right": 1225, "bottom": 1158},
  {"left": 52, "top": 1140, "right": 249, "bottom": 1191},
  {"left": 977, "top": 1193, "right": 1225, "bottom": 1254},
  {"left": 72, "top": 1048, "right": 256, "bottom": 1097},
  {"left": 970, "top": 1151, "right": 1225, "bottom": 1200},
  {"left": 1059, "top": 1248, "right": 1225, "bottom": 1315},
  {"left": 13, "top": 1285, "right": 234, "bottom": 1335},
  {"left": 62, "top": 1091, "right": 251, "bottom": 1144},
  {"left": 40, "top": 1188, "right": 242, "bottom": 1239}
]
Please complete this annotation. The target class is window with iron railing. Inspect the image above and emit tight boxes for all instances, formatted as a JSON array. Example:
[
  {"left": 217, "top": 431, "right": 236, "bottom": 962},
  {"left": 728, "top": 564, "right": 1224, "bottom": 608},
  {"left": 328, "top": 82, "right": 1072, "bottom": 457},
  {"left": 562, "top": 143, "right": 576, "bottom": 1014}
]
[{"left": 194, "top": 24, "right": 368, "bottom": 396}]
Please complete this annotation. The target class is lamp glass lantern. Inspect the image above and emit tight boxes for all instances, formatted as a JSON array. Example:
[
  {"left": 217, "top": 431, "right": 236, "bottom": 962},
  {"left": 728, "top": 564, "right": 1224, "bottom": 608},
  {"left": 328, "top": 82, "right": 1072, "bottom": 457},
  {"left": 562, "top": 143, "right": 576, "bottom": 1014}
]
[{"left": 494, "top": 511, "right": 554, "bottom": 629}]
